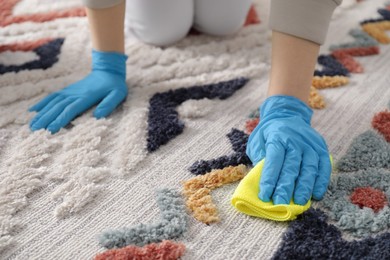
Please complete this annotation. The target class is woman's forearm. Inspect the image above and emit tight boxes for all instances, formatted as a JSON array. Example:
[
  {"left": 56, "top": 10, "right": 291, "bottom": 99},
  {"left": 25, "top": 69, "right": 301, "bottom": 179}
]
[
  {"left": 268, "top": 31, "right": 320, "bottom": 103},
  {"left": 86, "top": 0, "right": 126, "bottom": 53},
  {"left": 267, "top": 0, "right": 342, "bottom": 103}
]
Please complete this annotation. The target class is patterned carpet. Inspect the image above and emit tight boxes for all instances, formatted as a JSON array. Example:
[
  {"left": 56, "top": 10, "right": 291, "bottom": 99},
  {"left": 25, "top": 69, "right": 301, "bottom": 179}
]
[{"left": 1, "top": 0, "right": 390, "bottom": 259}]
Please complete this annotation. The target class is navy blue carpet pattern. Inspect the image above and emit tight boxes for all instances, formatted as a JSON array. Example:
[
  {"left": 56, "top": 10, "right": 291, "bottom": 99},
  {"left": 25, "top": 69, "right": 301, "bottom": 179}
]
[{"left": 147, "top": 77, "right": 249, "bottom": 152}]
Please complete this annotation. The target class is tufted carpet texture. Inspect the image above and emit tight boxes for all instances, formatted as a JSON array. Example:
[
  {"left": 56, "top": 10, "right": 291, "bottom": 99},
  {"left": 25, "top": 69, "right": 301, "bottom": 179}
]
[{"left": 1, "top": 0, "right": 390, "bottom": 259}]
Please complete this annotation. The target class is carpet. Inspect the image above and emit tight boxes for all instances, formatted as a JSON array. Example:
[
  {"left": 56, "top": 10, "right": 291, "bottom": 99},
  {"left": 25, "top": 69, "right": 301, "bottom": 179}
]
[{"left": 1, "top": 0, "right": 390, "bottom": 259}]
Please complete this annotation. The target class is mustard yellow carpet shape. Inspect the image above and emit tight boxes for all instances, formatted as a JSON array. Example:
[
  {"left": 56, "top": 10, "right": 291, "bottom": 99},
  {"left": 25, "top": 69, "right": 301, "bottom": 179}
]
[{"left": 231, "top": 160, "right": 311, "bottom": 221}]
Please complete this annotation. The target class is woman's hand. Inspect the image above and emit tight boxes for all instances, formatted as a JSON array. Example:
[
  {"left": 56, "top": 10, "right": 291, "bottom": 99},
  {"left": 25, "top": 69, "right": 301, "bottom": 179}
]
[
  {"left": 246, "top": 95, "right": 331, "bottom": 205},
  {"left": 29, "top": 50, "right": 128, "bottom": 134}
]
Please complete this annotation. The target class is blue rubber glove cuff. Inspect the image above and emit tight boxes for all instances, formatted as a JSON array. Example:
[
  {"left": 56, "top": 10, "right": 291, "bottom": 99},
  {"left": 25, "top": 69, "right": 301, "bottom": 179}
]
[
  {"left": 260, "top": 95, "right": 313, "bottom": 125},
  {"left": 91, "top": 49, "right": 127, "bottom": 79}
]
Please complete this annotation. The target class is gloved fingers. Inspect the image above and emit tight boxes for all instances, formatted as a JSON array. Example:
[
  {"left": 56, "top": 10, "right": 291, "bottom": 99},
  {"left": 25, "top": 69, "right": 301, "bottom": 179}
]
[
  {"left": 293, "top": 148, "right": 319, "bottom": 205},
  {"left": 28, "top": 93, "right": 58, "bottom": 112},
  {"left": 246, "top": 124, "right": 265, "bottom": 165},
  {"left": 30, "top": 98, "right": 74, "bottom": 131},
  {"left": 258, "top": 142, "right": 285, "bottom": 202},
  {"left": 30, "top": 95, "right": 63, "bottom": 128},
  {"left": 272, "top": 147, "right": 302, "bottom": 205},
  {"left": 312, "top": 154, "right": 332, "bottom": 200},
  {"left": 93, "top": 90, "right": 127, "bottom": 119},
  {"left": 46, "top": 99, "right": 87, "bottom": 134}
]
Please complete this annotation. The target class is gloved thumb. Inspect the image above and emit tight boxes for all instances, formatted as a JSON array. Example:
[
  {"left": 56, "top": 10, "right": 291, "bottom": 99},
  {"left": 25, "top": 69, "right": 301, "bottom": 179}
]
[{"left": 94, "top": 90, "right": 127, "bottom": 119}]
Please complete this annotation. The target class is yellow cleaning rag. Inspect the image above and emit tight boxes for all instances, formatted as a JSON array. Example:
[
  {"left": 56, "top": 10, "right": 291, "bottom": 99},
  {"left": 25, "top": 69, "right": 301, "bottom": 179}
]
[{"left": 231, "top": 160, "right": 311, "bottom": 221}]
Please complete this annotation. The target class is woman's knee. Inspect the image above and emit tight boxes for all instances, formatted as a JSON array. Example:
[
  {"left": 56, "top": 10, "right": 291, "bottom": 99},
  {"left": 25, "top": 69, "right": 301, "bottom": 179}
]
[
  {"left": 193, "top": 0, "right": 252, "bottom": 36},
  {"left": 126, "top": 0, "right": 194, "bottom": 46}
]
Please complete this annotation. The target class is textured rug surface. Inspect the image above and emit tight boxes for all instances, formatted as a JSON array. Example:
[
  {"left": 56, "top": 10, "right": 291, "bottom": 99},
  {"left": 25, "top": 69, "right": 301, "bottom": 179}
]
[{"left": 1, "top": 0, "right": 390, "bottom": 259}]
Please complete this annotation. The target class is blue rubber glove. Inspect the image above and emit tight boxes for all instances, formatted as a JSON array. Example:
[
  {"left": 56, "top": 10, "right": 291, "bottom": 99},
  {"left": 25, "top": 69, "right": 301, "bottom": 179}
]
[
  {"left": 246, "top": 95, "right": 331, "bottom": 205},
  {"left": 29, "top": 50, "right": 128, "bottom": 134}
]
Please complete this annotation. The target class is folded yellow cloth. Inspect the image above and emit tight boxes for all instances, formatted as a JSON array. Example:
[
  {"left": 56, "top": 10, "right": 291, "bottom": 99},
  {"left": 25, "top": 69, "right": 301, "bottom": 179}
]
[{"left": 231, "top": 160, "right": 311, "bottom": 221}]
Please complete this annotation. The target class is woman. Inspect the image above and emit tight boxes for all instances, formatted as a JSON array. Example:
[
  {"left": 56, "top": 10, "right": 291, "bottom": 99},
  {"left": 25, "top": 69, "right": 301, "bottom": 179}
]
[{"left": 28, "top": 0, "right": 342, "bottom": 207}]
